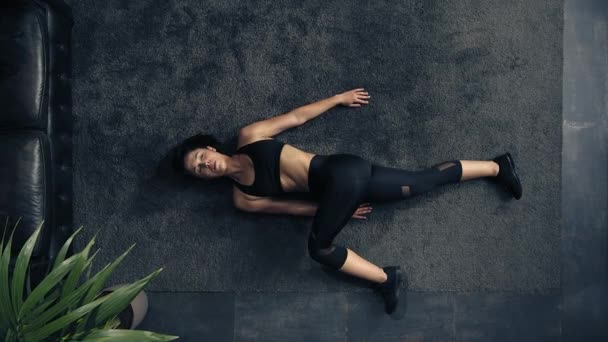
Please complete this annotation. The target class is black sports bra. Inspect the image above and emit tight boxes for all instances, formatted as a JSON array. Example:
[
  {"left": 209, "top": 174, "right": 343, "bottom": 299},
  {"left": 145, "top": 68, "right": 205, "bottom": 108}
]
[{"left": 233, "top": 139, "right": 286, "bottom": 197}]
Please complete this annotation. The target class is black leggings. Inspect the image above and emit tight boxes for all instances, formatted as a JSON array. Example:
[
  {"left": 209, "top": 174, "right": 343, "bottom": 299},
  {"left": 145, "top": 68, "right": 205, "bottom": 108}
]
[{"left": 307, "top": 154, "right": 463, "bottom": 270}]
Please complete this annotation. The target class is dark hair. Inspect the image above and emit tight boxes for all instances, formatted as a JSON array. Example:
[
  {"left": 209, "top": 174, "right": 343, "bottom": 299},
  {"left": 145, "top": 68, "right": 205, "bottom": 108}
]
[{"left": 172, "top": 134, "right": 231, "bottom": 177}]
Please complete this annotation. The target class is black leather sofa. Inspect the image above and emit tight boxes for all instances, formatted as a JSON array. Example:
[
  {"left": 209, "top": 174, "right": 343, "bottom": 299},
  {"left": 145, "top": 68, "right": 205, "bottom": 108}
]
[{"left": 0, "top": 0, "right": 73, "bottom": 283}]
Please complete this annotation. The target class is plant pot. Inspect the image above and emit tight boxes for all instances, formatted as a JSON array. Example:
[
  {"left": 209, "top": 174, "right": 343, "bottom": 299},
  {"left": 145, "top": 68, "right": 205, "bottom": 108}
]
[{"left": 101, "top": 285, "right": 149, "bottom": 330}]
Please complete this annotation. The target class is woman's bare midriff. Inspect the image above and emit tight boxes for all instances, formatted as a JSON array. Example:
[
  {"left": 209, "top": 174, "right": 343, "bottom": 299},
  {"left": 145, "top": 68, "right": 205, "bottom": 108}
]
[{"left": 279, "top": 143, "right": 316, "bottom": 192}]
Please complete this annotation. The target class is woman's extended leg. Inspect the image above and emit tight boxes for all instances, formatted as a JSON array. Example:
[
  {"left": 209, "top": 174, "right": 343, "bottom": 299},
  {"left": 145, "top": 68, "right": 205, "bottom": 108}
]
[
  {"left": 339, "top": 248, "right": 387, "bottom": 282},
  {"left": 460, "top": 160, "right": 499, "bottom": 181},
  {"left": 362, "top": 159, "right": 500, "bottom": 203},
  {"left": 336, "top": 160, "right": 496, "bottom": 282},
  {"left": 361, "top": 153, "right": 524, "bottom": 203}
]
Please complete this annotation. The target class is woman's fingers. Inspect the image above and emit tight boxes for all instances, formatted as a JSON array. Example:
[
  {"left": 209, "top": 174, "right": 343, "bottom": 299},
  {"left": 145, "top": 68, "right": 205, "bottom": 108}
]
[
  {"left": 341, "top": 89, "right": 370, "bottom": 108},
  {"left": 353, "top": 204, "right": 372, "bottom": 219},
  {"left": 354, "top": 204, "right": 373, "bottom": 218},
  {"left": 352, "top": 93, "right": 370, "bottom": 105},
  {"left": 350, "top": 89, "right": 368, "bottom": 96}
]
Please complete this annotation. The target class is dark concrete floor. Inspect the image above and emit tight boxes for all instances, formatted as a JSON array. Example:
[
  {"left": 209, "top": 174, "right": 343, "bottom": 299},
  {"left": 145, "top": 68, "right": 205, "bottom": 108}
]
[
  {"left": 561, "top": 0, "right": 608, "bottom": 340},
  {"left": 138, "top": 0, "right": 608, "bottom": 340}
]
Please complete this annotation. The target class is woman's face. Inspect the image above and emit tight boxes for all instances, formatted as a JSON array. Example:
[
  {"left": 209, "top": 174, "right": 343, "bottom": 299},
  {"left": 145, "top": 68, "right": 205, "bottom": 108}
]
[{"left": 184, "top": 146, "right": 225, "bottom": 179}]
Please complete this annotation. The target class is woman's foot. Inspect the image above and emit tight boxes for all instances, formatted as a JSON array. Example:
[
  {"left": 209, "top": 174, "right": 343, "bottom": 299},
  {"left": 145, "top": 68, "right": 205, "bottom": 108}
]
[
  {"left": 374, "top": 266, "right": 402, "bottom": 314},
  {"left": 492, "top": 152, "right": 522, "bottom": 199}
]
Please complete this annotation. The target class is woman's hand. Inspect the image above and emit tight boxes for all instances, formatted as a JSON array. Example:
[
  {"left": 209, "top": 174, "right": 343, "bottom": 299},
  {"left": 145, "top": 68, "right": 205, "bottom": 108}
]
[
  {"left": 352, "top": 203, "right": 373, "bottom": 220},
  {"left": 337, "top": 88, "right": 370, "bottom": 108}
]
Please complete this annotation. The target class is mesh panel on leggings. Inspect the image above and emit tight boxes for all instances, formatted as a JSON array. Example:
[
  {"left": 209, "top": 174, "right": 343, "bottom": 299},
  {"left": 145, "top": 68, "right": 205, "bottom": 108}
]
[
  {"left": 319, "top": 246, "right": 336, "bottom": 255},
  {"left": 436, "top": 162, "right": 457, "bottom": 171}
]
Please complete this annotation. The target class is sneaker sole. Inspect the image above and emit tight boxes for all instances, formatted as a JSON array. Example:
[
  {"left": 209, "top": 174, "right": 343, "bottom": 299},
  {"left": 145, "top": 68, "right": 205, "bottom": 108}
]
[
  {"left": 390, "top": 268, "right": 402, "bottom": 314},
  {"left": 504, "top": 152, "right": 522, "bottom": 199}
]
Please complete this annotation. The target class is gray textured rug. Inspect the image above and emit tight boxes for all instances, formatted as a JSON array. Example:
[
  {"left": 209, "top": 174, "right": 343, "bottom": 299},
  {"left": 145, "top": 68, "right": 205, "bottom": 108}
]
[{"left": 72, "top": 0, "right": 562, "bottom": 291}]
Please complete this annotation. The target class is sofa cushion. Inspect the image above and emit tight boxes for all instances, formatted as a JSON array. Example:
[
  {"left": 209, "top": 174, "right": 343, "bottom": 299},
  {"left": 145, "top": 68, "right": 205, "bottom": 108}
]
[
  {"left": 0, "top": 2, "right": 48, "bottom": 129},
  {"left": 0, "top": 131, "right": 52, "bottom": 257}
]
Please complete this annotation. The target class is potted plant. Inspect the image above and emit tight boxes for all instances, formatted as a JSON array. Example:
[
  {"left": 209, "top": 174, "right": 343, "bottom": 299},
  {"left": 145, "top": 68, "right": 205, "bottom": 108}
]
[{"left": 0, "top": 220, "right": 178, "bottom": 341}]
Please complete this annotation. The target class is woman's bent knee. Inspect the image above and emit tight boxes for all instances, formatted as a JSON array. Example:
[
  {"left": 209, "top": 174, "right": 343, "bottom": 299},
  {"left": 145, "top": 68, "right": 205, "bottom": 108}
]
[
  {"left": 307, "top": 233, "right": 347, "bottom": 270},
  {"left": 432, "top": 160, "right": 463, "bottom": 184}
]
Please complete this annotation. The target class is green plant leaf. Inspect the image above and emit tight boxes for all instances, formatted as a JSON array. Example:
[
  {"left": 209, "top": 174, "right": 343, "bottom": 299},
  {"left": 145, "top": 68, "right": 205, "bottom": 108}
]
[
  {"left": 82, "top": 245, "right": 134, "bottom": 306},
  {"left": 22, "top": 248, "right": 102, "bottom": 331},
  {"left": 80, "top": 250, "right": 99, "bottom": 283},
  {"left": 3, "top": 222, "right": 171, "bottom": 341},
  {"left": 103, "top": 317, "right": 120, "bottom": 329},
  {"left": 20, "top": 246, "right": 97, "bottom": 325},
  {"left": 11, "top": 221, "right": 43, "bottom": 315},
  {"left": 92, "top": 269, "right": 162, "bottom": 327},
  {"left": 28, "top": 287, "right": 61, "bottom": 318},
  {"left": 62, "top": 238, "right": 95, "bottom": 299},
  {"left": 18, "top": 253, "right": 81, "bottom": 319},
  {"left": 22, "top": 292, "right": 111, "bottom": 341},
  {"left": 0, "top": 225, "right": 18, "bottom": 329},
  {"left": 60, "top": 249, "right": 98, "bottom": 338},
  {"left": 84, "top": 249, "right": 100, "bottom": 282},
  {"left": 22, "top": 270, "right": 96, "bottom": 332},
  {"left": 71, "top": 329, "right": 178, "bottom": 342},
  {"left": 75, "top": 245, "right": 135, "bottom": 333},
  {"left": 3, "top": 328, "right": 18, "bottom": 342},
  {"left": 53, "top": 226, "right": 83, "bottom": 271},
  {"left": 25, "top": 247, "right": 131, "bottom": 333}
]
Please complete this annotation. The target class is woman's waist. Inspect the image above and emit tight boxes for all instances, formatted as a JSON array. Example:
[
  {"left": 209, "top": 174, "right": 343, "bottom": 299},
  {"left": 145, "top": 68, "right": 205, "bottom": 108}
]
[
  {"left": 279, "top": 151, "right": 316, "bottom": 193},
  {"left": 307, "top": 154, "right": 328, "bottom": 195},
  {"left": 308, "top": 154, "right": 326, "bottom": 176}
]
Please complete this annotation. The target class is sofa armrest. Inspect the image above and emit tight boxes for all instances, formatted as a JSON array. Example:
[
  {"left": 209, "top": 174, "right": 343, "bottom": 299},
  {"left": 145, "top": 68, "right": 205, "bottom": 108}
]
[{"left": 0, "top": 0, "right": 73, "bottom": 282}]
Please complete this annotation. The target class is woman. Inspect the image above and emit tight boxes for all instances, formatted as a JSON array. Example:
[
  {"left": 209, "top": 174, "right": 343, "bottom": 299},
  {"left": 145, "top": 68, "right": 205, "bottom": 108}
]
[{"left": 172, "top": 88, "right": 523, "bottom": 314}]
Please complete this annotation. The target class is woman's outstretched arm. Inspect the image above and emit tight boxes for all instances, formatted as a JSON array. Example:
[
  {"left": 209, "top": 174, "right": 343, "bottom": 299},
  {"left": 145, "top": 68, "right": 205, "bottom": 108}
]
[
  {"left": 236, "top": 197, "right": 319, "bottom": 216},
  {"left": 235, "top": 197, "right": 373, "bottom": 219},
  {"left": 292, "top": 88, "right": 370, "bottom": 124},
  {"left": 240, "top": 88, "right": 370, "bottom": 138}
]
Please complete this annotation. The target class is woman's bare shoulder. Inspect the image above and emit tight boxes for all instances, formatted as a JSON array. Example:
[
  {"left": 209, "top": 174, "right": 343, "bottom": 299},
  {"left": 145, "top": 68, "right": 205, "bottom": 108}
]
[{"left": 236, "top": 130, "right": 273, "bottom": 150}]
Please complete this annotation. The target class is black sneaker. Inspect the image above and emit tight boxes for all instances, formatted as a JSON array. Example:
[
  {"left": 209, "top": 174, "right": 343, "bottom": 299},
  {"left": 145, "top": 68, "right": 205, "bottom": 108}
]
[
  {"left": 374, "top": 266, "right": 401, "bottom": 314},
  {"left": 493, "top": 152, "right": 522, "bottom": 200}
]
